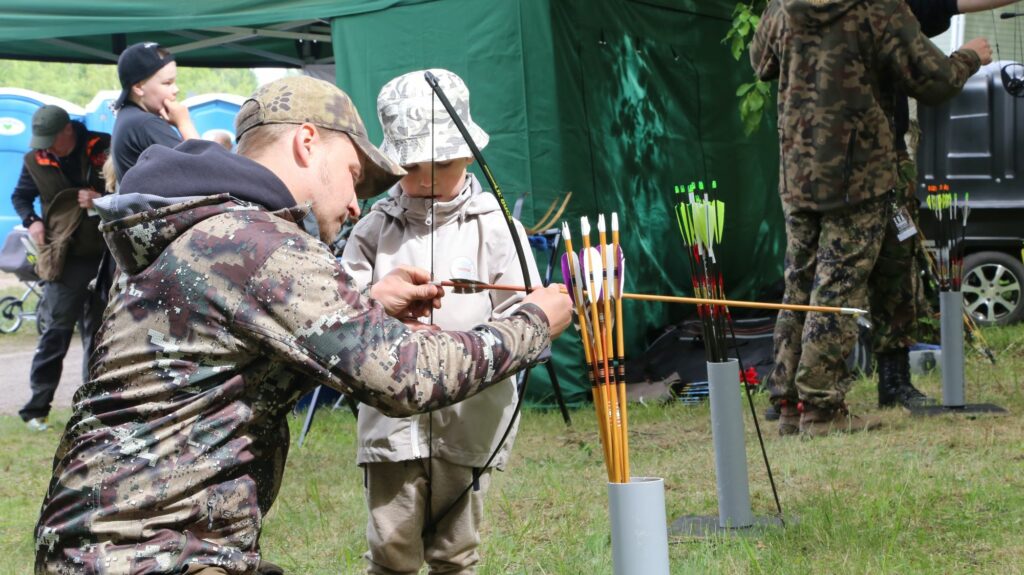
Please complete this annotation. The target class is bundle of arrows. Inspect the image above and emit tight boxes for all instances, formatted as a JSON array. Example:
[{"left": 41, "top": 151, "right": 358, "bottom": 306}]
[
  {"left": 673, "top": 181, "right": 730, "bottom": 362},
  {"left": 559, "top": 214, "right": 630, "bottom": 484},
  {"left": 926, "top": 183, "right": 969, "bottom": 291}
]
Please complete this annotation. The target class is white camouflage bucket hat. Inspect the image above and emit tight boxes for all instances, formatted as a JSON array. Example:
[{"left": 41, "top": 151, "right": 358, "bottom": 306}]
[{"left": 377, "top": 68, "right": 489, "bottom": 166}]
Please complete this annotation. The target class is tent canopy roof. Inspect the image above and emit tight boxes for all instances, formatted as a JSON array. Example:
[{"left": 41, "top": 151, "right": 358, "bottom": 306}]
[
  {"left": 0, "top": 0, "right": 434, "bottom": 67},
  {"left": 0, "top": 0, "right": 730, "bottom": 68}
]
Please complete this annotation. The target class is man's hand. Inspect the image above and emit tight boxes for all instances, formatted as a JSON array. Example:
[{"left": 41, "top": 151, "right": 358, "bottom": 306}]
[
  {"left": 162, "top": 99, "right": 200, "bottom": 140},
  {"left": 28, "top": 220, "right": 45, "bottom": 247},
  {"left": 522, "top": 284, "right": 573, "bottom": 339},
  {"left": 961, "top": 38, "right": 994, "bottom": 65},
  {"left": 77, "top": 189, "right": 101, "bottom": 209},
  {"left": 370, "top": 266, "right": 444, "bottom": 318}
]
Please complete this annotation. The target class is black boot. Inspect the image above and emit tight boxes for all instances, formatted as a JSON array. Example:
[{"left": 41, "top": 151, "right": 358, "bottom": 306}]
[{"left": 877, "top": 349, "right": 932, "bottom": 408}]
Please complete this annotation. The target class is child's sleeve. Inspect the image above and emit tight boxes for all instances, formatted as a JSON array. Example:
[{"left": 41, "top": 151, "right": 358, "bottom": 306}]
[
  {"left": 340, "top": 212, "right": 384, "bottom": 291},
  {"left": 490, "top": 218, "right": 542, "bottom": 320}
]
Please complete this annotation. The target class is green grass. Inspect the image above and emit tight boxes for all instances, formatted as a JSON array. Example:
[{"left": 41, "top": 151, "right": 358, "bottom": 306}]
[{"left": 1, "top": 325, "right": 1022, "bottom": 574}]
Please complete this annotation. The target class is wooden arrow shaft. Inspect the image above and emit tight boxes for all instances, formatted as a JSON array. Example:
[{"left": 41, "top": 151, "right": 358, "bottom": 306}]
[
  {"left": 441, "top": 281, "right": 864, "bottom": 316},
  {"left": 619, "top": 292, "right": 863, "bottom": 315}
]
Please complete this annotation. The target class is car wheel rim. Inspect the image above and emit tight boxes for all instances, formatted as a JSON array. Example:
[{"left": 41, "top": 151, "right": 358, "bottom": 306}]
[{"left": 962, "top": 263, "right": 1022, "bottom": 323}]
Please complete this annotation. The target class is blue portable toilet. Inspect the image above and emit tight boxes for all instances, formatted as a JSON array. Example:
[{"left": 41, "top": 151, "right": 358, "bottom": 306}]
[
  {"left": 183, "top": 93, "right": 244, "bottom": 151},
  {"left": 0, "top": 89, "right": 85, "bottom": 242},
  {"left": 84, "top": 90, "right": 121, "bottom": 135}
]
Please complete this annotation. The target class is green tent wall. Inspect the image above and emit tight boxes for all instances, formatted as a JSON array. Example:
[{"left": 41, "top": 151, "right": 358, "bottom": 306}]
[
  {"left": 0, "top": 0, "right": 782, "bottom": 405},
  {"left": 332, "top": 0, "right": 784, "bottom": 405}
]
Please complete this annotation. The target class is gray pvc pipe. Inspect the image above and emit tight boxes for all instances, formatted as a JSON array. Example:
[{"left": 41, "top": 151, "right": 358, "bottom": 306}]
[
  {"left": 940, "top": 291, "right": 966, "bottom": 407},
  {"left": 707, "top": 359, "right": 754, "bottom": 529},
  {"left": 607, "top": 477, "right": 670, "bottom": 575}
]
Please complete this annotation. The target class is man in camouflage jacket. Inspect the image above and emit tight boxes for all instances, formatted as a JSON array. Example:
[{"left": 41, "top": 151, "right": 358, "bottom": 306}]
[
  {"left": 32, "top": 76, "right": 571, "bottom": 574},
  {"left": 750, "top": 0, "right": 986, "bottom": 436}
]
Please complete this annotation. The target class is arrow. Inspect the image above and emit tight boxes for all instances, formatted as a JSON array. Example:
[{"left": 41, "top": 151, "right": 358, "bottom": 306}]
[{"left": 440, "top": 280, "right": 869, "bottom": 320}]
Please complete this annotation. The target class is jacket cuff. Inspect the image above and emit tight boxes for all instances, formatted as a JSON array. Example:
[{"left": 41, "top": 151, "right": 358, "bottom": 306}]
[
  {"left": 952, "top": 49, "right": 982, "bottom": 74},
  {"left": 22, "top": 213, "right": 41, "bottom": 228},
  {"left": 513, "top": 303, "right": 550, "bottom": 330}
]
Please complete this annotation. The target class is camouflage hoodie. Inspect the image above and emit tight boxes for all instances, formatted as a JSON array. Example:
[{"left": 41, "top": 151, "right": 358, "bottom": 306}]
[
  {"left": 750, "top": 0, "right": 981, "bottom": 211},
  {"left": 34, "top": 141, "right": 550, "bottom": 574}
]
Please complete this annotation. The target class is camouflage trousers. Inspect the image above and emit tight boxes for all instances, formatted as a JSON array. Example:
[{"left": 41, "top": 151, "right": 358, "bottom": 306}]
[
  {"left": 869, "top": 154, "right": 926, "bottom": 353},
  {"left": 767, "top": 194, "right": 888, "bottom": 408}
]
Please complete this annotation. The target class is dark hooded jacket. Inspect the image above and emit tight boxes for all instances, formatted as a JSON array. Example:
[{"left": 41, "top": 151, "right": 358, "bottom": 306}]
[
  {"left": 750, "top": 0, "right": 981, "bottom": 210},
  {"left": 33, "top": 141, "right": 549, "bottom": 573}
]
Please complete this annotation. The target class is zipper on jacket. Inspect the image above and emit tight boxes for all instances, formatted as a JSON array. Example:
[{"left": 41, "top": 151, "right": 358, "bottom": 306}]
[
  {"left": 410, "top": 415, "right": 421, "bottom": 459},
  {"left": 843, "top": 127, "right": 858, "bottom": 204}
]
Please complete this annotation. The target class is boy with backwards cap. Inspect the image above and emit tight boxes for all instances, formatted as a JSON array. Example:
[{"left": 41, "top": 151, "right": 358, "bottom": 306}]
[
  {"left": 110, "top": 42, "right": 199, "bottom": 182},
  {"left": 343, "top": 69, "right": 540, "bottom": 575}
]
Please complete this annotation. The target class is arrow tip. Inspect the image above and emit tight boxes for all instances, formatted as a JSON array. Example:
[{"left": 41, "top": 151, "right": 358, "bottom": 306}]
[
  {"left": 597, "top": 213, "right": 606, "bottom": 232},
  {"left": 611, "top": 212, "right": 619, "bottom": 231}
]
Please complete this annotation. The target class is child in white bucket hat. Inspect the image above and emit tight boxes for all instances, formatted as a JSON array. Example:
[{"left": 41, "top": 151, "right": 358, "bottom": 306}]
[{"left": 343, "top": 68, "right": 540, "bottom": 574}]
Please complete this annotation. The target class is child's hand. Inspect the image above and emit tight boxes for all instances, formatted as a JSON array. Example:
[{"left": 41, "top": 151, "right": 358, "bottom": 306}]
[
  {"left": 161, "top": 99, "right": 200, "bottom": 140},
  {"left": 162, "top": 99, "right": 187, "bottom": 124}
]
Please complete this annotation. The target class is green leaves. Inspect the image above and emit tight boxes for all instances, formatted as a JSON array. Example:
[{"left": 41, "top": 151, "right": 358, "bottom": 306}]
[
  {"left": 723, "top": 3, "right": 763, "bottom": 61},
  {"left": 723, "top": 1, "right": 772, "bottom": 137},
  {"left": 0, "top": 60, "right": 258, "bottom": 106},
  {"left": 739, "top": 78, "right": 772, "bottom": 136}
]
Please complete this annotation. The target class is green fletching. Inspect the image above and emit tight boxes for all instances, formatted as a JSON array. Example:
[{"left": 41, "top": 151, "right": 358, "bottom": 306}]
[
  {"left": 682, "top": 203, "right": 696, "bottom": 245},
  {"left": 674, "top": 204, "right": 687, "bottom": 242},
  {"left": 715, "top": 200, "right": 725, "bottom": 244},
  {"left": 692, "top": 201, "right": 707, "bottom": 249}
]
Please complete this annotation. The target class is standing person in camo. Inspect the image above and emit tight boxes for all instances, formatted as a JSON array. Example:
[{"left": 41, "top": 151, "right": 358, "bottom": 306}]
[
  {"left": 111, "top": 42, "right": 199, "bottom": 182},
  {"left": 342, "top": 69, "right": 540, "bottom": 575},
  {"left": 871, "top": 0, "right": 1010, "bottom": 410},
  {"left": 750, "top": 0, "right": 988, "bottom": 436}
]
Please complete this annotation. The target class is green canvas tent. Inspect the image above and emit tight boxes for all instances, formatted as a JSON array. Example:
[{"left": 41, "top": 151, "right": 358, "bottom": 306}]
[{"left": 0, "top": 0, "right": 783, "bottom": 405}]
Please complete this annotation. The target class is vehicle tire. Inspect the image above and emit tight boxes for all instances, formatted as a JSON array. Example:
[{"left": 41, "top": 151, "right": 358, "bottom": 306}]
[
  {"left": 0, "top": 296, "right": 24, "bottom": 334},
  {"left": 962, "top": 251, "right": 1024, "bottom": 326}
]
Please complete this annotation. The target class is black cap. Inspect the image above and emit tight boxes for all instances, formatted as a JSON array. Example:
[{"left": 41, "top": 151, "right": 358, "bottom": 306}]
[{"left": 114, "top": 42, "right": 175, "bottom": 110}]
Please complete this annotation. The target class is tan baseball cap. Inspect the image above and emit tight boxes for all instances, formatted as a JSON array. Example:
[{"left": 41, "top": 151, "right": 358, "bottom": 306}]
[{"left": 235, "top": 76, "right": 406, "bottom": 199}]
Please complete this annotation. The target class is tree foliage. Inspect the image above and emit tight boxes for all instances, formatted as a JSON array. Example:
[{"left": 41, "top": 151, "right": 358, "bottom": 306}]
[
  {"left": 723, "top": 1, "right": 772, "bottom": 136},
  {"left": 0, "top": 59, "right": 258, "bottom": 106}
]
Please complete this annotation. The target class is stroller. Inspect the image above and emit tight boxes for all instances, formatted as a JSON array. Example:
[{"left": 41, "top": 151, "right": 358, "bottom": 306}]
[{"left": 0, "top": 226, "right": 45, "bottom": 334}]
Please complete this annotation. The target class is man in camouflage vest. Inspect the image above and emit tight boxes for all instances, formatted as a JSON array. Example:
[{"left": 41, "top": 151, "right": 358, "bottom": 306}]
[
  {"left": 750, "top": 0, "right": 988, "bottom": 436},
  {"left": 33, "top": 76, "right": 572, "bottom": 574},
  {"left": 11, "top": 105, "right": 109, "bottom": 432}
]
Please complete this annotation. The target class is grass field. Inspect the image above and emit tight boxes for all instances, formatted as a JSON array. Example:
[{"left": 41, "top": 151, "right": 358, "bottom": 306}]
[{"left": 1, "top": 325, "right": 1021, "bottom": 574}]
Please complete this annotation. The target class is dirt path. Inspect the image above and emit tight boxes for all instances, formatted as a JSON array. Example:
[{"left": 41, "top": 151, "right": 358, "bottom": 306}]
[{"left": 0, "top": 339, "right": 84, "bottom": 417}]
